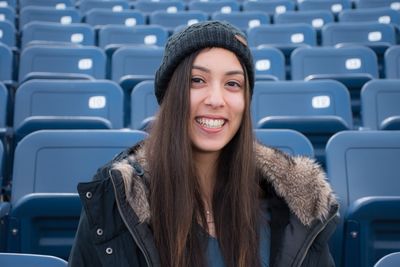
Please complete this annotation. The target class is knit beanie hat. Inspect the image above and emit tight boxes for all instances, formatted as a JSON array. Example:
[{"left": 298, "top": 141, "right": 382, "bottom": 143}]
[{"left": 154, "top": 20, "right": 254, "bottom": 104}]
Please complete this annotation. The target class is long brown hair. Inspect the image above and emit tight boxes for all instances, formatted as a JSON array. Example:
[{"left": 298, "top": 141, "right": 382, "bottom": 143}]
[{"left": 147, "top": 50, "right": 261, "bottom": 267}]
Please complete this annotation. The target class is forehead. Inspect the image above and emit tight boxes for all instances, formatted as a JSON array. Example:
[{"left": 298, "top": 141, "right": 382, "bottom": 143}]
[{"left": 192, "top": 48, "right": 243, "bottom": 71}]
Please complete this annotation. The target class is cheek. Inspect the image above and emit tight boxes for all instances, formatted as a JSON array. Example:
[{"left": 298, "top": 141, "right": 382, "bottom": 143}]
[{"left": 229, "top": 94, "right": 246, "bottom": 118}]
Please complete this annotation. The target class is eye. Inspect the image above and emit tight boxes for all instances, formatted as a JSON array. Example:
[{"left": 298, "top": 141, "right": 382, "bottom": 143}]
[
  {"left": 226, "top": 80, "right": 242, "bottom": 90},
  {"left": 191, "top": 76, "right": 205, "bottom": 84}
]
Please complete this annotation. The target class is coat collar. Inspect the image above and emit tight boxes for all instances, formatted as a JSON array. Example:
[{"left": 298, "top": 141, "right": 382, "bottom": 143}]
[{"left": 111, "top": 142, "right": 337, "bottom": 226}]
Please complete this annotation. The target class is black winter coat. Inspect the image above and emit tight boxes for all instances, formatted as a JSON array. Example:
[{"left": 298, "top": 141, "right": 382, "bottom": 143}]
[{"left": 69, "top": 142, "right": 339, "bottom": 267}]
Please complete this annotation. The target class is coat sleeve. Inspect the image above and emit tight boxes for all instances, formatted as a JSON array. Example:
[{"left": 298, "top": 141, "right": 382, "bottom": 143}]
[{"left": 68, "top": 210, "right": 102, "bottom": 267}]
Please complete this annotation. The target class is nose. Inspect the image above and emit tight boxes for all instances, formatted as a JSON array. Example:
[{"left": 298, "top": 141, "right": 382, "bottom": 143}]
[{"left": 204, "top": 83, "right": 225, "bottom": 108}]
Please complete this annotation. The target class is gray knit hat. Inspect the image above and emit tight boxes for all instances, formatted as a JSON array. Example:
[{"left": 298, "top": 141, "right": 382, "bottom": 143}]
[{"left": 154, "top": 20, "right": 254, "bottom": 104}]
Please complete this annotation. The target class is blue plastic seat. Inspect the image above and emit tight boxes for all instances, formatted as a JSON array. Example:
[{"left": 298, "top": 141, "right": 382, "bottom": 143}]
[
  {"left": 21, "top": 22, "right": 95, "bottom": 48},
  {"left": 0, "top": 7, "right": 15, "bottom": 25},
  {"left": 374, "top": 252, "right": 400, "bottom": 267},
  {"left": 251, "top": 47, "right": 285, "bottom": 81},
  {"left": 0, "top": 129, "right": 147, "bottom": 259},
  {"left": 274, "top": 10, "right": 334, "bottom": 30},
  {"left": 19, "top": 0, "right": 74, "bottom": 9},
  {"left": 291, "top": 45, "right": 378, "bottom": 122},
  {"left": 84, "top": 9, "right": 145, "bottom": 27},
  {"left": 0, "top": 43, "right": 12, "bottom": 83},
  {"left": 130, "top": 80, "right": 159, "bottom": 131},
  {"left": 0, "top": 253, "right": 67, "bottom": 267},
  {"left": 298, "top": 0, "right": 351, "bottom": 14},
  {"left": 0, "top": 20, "right": 15, "bottom": 48},
  {"left": 188, "top": 0, "right": 240, "bottom": 17},
  {"left": 98, "top": 24, "right": 168, "bottom": 50},
  {"left": 384, "top": 45, "right": 400, "bottom": 78},
  {"left": 355, "top": 0, "right": 400, "bottom": 9},
  {"left": 242, "top": 0, "right": 295, "bottom": 16},
  {"left": 18, "top": 45, "right": 106, "bottom": 83},
  {"left": 254, "top": 129, "right": 314, "bottom": 157},
  {"left": 13, "top": 79, "right": 124, "bottom": 140},
  {"left": 79, "top": 0, "right": 130, "bottom": 15},
  {"left": 0, "top": 82, "right": 7, "bottom": 129},
  {"left": 339, "top": 7, "right": 400, "bottom": 24},
  {"left": 0, "top": 0, "right": 16, "bottom": 10},
  {"left": 252, "top": 80, "right": 353, "bottom": 166},
  {"left": 322, "top": 22, "right": 396, "bottom": 56},
  {"left": 361, "top": 79, "right": 400, "bottom": 130},
  {"left": 134, "top": 0, "right": 185, "bottom": 15},
  {"left": 326, "top": 131, "right": 400, "bottom": 267},
  {"left": 19, "top": 7, "right": 80, "bottom": 30},
  {"left": 211, "top": 11, "right": 270, "bottom": 31},
  {"left": 149, "top": 10, "right": 208, "bottom": 32}
]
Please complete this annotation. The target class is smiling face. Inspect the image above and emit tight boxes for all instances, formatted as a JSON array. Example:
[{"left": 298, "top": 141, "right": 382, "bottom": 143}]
[{"left": 189, "top": 48, "right": 246, "bottom": 157}]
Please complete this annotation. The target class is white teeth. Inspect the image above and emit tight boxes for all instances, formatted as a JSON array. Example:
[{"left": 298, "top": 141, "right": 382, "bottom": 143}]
[{"left": 196, "top": 117, "right": 225, "bottom": 128}]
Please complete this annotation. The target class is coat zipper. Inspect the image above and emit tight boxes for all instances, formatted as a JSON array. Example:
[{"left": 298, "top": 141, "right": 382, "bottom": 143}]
[
  {"left": 296, "top": 211, "right": 338, "bottom": 267},
  {"left": 109, "top": 169, "right": 153, "bottom": 267}
]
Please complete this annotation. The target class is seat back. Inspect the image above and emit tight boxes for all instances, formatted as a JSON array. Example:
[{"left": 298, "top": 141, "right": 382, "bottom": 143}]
[
  {"left": 13, "top": 79, "right": 124, "bottom": 137},
  {"left": 188, "top": 0, "right": 240, "bottom": 16},
  {"left": 0, "top": 43, "right": 12, "bottom": 82},
  {"left": 211, "top": 11, "right": 270, "bottom": 31},
  {"left": 384, "top": 45, "right": 400, "bottom": 78},
  {"left": 274, "top": 10, "right": 334, "bottom": 30},
  {"left": 0, "top": 7, "right": 15, "bottom": 25},
  {"left": 251, "top": 47, "right": 285, "bottom": 81},
  {"left": 84, "top": 9, "right": 145, "bottom": 27},
  {"left": 98, "top": 24, "right": 168, "bottom": 49},
  {"left": 242, "top": 0, "right": 295, "bottom": 16},
  {"left": 18, "top": 45, "right": 106, "bottom": 83},
  {"left": 130, "top": 80, "right": 159, "bottom": 130},
  {"left": 19, "top": 6, "right": 80, "bottom": 29},
  {"left": 355, "top": 0, "right": 400, "bottom": 9},
  {"left": 149, "top": 11, "right": 208, "bottom": 32},
  {"left": 79, "top": 0, "right": 130, "bottom": 15},
  {"left": 361, "top": 79, "right": 400, "bottom": 130},
  {"left": 135, "top": 0, "right": 185, "bottom": 14},
  {"left": 339, "top": 7, "right": 400, "bottom": 24},
  {"left": 0, "top": 82, "right": 7, "bottom": 129},
  {"left": 19, "top": 0, "right": 73, "bottom": 9},
  {"left": 21, "top": 22, "right": 95, "bottom": 48},
  {"left": 0, "top": 20, "right": 15, "bottom": 47},
  {"left": 298, "top": 0, "right": 351, "bottom": 14},
  {"left": 0, "top": 253, "right": 67, "bottom": 267},
  {"left": 325, "top": 131, "right": 400, "bottom": 266},
  {"left": 374, "top": 252, "right": 400, "bottom": 267},
  {"left": 254, "top": 129, "right": 314, "bottom": 157}
]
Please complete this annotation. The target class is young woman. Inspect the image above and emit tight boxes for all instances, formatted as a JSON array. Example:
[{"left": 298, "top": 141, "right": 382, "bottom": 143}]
[{"left": 69, "top": 21, "right": 339, "bottom": 267}]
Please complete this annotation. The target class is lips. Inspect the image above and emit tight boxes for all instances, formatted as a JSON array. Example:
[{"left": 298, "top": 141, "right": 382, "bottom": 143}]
[{"left": 195, "top": 117, "right": 227, "bottom": 129}]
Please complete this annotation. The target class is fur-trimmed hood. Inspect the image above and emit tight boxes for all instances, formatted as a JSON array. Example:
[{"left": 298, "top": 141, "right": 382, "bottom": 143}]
[{"left": 112, "top": 142, "right": 337, "bottom": 227}]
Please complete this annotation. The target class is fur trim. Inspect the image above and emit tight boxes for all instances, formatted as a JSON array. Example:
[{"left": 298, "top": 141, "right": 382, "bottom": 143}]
[{"left": 112, "top": 143, "right": 336, "bottom": 226}]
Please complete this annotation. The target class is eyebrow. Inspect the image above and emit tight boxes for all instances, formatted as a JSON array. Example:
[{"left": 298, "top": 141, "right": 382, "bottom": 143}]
[{"left": 192, "top": 65, "right": 244, "bottom": 76}]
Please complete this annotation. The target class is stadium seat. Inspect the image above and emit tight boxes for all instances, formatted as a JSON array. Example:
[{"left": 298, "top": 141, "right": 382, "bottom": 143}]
[
  {"left": 0, "top": 129, "right": 147, "bottom": 259},
  {"left": 21, "top": 22, "right": 95, "bottom": 48},
  {"left": 19, "top": 6, "right": 81, "bottom": 29},
  {"left": 384, "top": 45, "right": 400, "bottom": 78},
  {"left": 242, "top": 0, "right": 295, "bottom": 16},
  {"left": 19, "top": 0, "right": 74, "bottom": 9},
  {"left": 252, "top": 80, "right": 353, "bottom": 166},
  {"left": 0, "top": 81, "right": 7, "bottom": 130},
  {"left": 0, "top": 43, "right": 12, "bottom": 83},
  {"left": 0, "top": 252, "right": 67, "bottom": 266},
  {"left": 13, "top": 79, "right": 124, "bottom": 140},
  {"left": 298, "top": 0, "right": 351, "bottom": 14},
  {"left": 374, "top": 252, "right": 400, "bottom": 267},
  {"left": 98, "top": 24, "right": 168, "bottom": 50},
  {"left": 254, "top": 129, "right": 314, "bottom": 157},
  {"left": 211, "top": 11, "right": 270, "bottom": 31},
  {"left": 274, "top": 10, "right": 334, "bottom": 30},
  {"left": 134, "top": 0, "right": 185, "bottom": 15},
  {"left": 355, "top": 0, "right": 400, "bottom": 9},
  {"left": 149, "top": 10, "right": 208, "bottom": 32},
  {"left": 79, "top": 0, "right": 130, "bottom": 15},
  {"left": 188, "top": 0, "right": 239, "bottom": 17},
  {"left": 130, "top": 80, "right": 159, "bottom": 130},
  {"left": 361, "top": 79, "right": 400, "bottom": 130},
  {"left": 0, "top": 0, "right": 16, "bottom": 10},
  {"left": 326, "top": 131, "right": 400, "bottom": 267},
  {"left": 0, "top": 20, "right": 15, "bottom": 48},
  {"left": 251, "top": 47, "right": 285, "bottom": 81},
  {"left": 84, "top": 9, "right": 145, "bottom": 28},
  {"left": 291, "top": 45, "right": 378, "bottom": 123},
  {"left": 0, "top": 6, "right": 15, "bottom": 25},
  {"left": 18, "top": 45, "right": 106, "bottom": 83},
  {"left": 338, "top": 7, "right": 400, "bottom": 24}
]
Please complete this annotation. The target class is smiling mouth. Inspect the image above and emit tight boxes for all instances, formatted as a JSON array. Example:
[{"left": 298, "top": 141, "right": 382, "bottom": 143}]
[{"left": 195, "top": 117, "right": 226, "bottom": 129}]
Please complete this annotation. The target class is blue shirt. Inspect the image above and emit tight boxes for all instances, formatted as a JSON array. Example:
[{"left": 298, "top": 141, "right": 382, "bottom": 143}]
[{"left": 205, "top": 199, "right": 271, "bottom": 267}]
